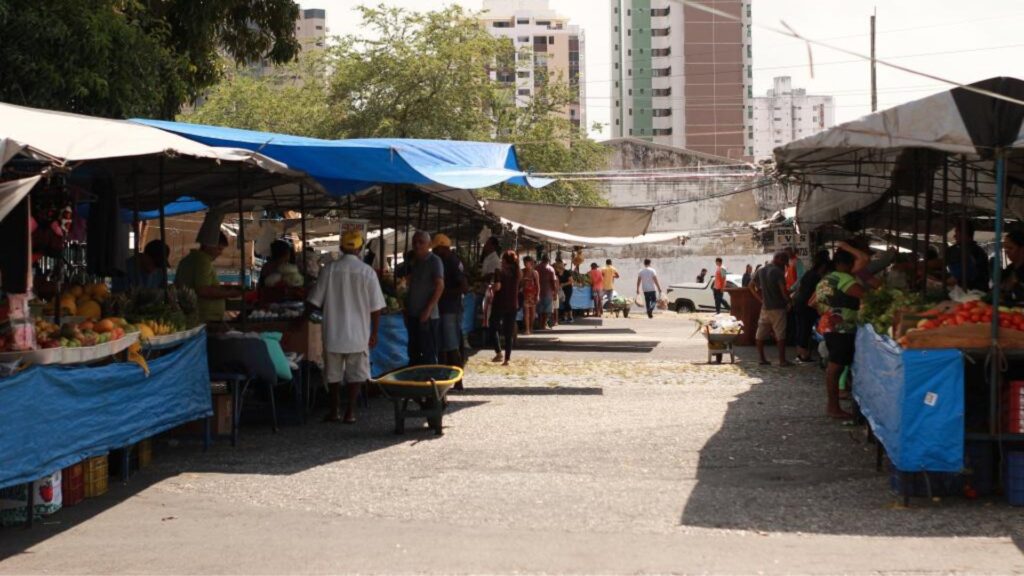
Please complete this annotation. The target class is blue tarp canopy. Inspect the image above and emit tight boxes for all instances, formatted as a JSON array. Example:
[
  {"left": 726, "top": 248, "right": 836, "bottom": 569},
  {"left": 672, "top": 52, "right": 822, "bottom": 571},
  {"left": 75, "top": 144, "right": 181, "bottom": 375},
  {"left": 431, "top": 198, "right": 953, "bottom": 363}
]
[
  {"left": 77, "top": 196, "right": 207, "bottom": 222},
  {"left": 132, "top": 119, "right": 553, "bottom": 197}
]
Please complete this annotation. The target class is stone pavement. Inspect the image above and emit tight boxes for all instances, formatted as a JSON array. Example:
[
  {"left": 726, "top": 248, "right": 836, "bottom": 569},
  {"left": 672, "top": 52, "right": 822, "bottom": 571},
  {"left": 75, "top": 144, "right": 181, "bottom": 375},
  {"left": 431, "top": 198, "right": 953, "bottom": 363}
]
[{"left": 1, "top": 313, "right": 1022, "bottom": 574}]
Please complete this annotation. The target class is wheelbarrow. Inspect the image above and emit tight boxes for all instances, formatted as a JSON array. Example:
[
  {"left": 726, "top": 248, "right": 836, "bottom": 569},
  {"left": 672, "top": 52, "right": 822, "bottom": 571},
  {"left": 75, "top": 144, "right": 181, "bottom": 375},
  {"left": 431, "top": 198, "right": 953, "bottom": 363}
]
[
  {"left": 371, "top": 365, "right": 464, "bottom": 435},
  {"left": 703, "top": 326, "right": 740, "bottom": 364}
]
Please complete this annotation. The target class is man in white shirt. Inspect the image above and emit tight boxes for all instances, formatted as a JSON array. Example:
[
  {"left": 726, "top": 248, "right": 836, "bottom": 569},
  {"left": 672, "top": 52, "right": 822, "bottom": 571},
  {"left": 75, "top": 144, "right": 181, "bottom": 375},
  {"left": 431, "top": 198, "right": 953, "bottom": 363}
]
[
  {"left": 635, "top": 259, "right": 662, "bottom": 319},
  {"left": 307, "top": 230, "right": 386, "bottom": 424}
]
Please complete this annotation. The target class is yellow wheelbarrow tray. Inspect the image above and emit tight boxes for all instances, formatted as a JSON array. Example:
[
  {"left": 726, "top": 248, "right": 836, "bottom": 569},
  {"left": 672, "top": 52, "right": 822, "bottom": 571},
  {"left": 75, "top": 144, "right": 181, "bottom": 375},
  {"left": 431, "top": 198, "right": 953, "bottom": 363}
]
[{"left": 371, "top": 365, "right": 464, "bottom": 435}]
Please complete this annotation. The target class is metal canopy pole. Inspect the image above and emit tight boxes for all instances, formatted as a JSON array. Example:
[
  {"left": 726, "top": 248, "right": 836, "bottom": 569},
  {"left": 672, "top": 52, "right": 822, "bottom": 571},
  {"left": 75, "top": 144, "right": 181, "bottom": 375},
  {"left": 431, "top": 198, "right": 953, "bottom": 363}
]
[
  {"left": 237, "top": 167, "right": 248, "bottom": 324},
  {"left": 941, "top": 156, "right": 949, "bottom": 287},
  {"left": 922, "top": 154, "right": 934, "bottom": 298},
  {"left": 378, "top": 186, "right": 385, "bottom": 275},
  {"left": 158, "top": 157, "right": 169, "bottom": 298},
  {"left": 131, "top": 167, "right": 141, "bottom": 257},
  {"left": 961, "top": 157, "right": 969, "bottom": 290},
  {"left": 299, "top": 182, "right": 308, "bottom": 284},
  {"left": 989, "top": 151, "right": 1007, "bottom": 437},
  {"left": 393, "top": 187, "right": 399, "bottom": 291}
]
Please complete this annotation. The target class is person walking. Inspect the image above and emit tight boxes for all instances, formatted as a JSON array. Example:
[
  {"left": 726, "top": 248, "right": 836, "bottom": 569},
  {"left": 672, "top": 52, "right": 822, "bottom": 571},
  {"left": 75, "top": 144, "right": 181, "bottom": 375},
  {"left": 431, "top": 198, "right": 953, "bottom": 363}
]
[
  {"left": 307, "top": 230, "right": 385, "bottom": 424},
  {"left": 712, "top": 257, "right": 730, "bottom": 314},
  {"left": 401, "top": 231, "right": 444, "bottom": 366},
  {"left": 602, "top": 259, "right": 620, "bottom": 306},
  {"left": 751, "top": 251, "right": 793, "bottom": 367},
  {"left": 635, "top": 259, "right": 662, "bottom": 318},
  {"left": 489, "top": 250, "right": 522, "bottom": 366},
  {"left": 741, "top": 264, "right": 753, "bottom": 287},
  {"left": 432, "top": 233, "right": 467, "bottom": 368},
  {"left": 537, "top": 255, "right": 558, "bottom": 330},
  {"left": 587, "top": 262, "right": 604, "bottom": 316}
]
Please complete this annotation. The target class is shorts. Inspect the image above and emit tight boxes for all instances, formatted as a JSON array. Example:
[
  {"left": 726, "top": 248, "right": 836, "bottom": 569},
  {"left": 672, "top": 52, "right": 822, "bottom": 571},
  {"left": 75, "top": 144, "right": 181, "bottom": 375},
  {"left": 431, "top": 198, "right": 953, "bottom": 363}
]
[
  {"left": 440, "top": 313, "right": 462, "bottom": 352},
  {"left": 537, "top": 297, "right": 553, "bottom": 314},
  {"left": 325, "top": 350, "right": 370, "bottom": 383},
  {"left": 825, "top": 332, "right": 856, "bottom": 366},
  {"left": 756, "top": 308, "right": 788, "bottom": 341}
]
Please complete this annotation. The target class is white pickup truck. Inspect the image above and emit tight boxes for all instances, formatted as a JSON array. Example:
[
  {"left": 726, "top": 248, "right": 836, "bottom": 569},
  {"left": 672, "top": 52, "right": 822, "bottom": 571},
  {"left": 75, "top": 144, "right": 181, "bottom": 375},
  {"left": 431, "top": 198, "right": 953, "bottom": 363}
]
[{"left": 666, "top": 274, "right": 743, "bottom": 313}]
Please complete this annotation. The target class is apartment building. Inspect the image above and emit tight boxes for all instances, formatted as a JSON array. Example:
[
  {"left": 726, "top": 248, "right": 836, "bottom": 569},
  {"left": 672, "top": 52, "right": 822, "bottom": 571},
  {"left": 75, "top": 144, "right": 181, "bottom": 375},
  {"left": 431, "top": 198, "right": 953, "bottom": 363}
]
[
  {"left": 295, "top": 8, "right": 328, "bottom": 50},
  {"left": 751, "top": 76, "right": 835, "bottom": 161},
  {"left": 610, "top": 0, "right": 752, "bottom": 159},
  {"left": 480, "top": 0, "right": 586, "bottom": 129}
]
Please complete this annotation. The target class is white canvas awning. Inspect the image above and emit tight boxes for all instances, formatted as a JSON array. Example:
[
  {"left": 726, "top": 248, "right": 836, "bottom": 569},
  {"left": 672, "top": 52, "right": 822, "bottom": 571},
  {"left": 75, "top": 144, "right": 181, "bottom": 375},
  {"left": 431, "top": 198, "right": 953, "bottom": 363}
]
[
  {"left": 0, "top": 175, "right": 42, "bottom": 222},
  {"left": 498, "top": 216, "right": 689, "bottom": 247},
  {"left": 483, "top": 198, "right": 654, "bottom": 239},
  {"left": 774, "top": 77, "right": 1024, "bottom": 233}
]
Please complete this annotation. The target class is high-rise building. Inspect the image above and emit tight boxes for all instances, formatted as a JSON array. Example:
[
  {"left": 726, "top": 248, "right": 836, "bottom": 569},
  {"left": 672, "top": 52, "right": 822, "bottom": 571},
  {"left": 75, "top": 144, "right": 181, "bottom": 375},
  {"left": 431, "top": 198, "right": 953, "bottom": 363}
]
[
  {"left": 611, "top": 0, "right": 752, "bottom": 159},
  {"left": 751, "top": 76, "right": 834, "bottom": 161},
  {"left": 295, "top": 8, "right": 327, "bottom": 50},
  {"left": 480, "top": 0, "right": 586, "bottom": 129}
]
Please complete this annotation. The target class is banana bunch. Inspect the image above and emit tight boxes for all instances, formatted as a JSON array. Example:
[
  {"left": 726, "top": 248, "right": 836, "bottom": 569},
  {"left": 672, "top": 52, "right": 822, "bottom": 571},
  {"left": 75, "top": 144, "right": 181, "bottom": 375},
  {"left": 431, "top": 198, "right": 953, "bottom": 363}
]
[{"left": 140, "top": 320, "right": 176, "bottom": 336}]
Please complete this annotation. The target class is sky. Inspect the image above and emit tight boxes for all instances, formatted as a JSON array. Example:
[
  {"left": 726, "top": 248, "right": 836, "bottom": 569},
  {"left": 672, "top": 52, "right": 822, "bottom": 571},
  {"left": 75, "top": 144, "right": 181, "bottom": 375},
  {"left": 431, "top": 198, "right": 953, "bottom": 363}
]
[{"left": 302, "top": 0, "right": 1024, "bottom": 140}]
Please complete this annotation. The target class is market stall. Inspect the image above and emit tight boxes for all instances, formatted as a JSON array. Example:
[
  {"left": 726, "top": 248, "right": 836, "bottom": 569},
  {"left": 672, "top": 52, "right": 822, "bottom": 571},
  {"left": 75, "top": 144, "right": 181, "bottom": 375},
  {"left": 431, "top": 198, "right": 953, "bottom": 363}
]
[{"left": 774, "top": 76, "right": 1024, "bottom": 503}]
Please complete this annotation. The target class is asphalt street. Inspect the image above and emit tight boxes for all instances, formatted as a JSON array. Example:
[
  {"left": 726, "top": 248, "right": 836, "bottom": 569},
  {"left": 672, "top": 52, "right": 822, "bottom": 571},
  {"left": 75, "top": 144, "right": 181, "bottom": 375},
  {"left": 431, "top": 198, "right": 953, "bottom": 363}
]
[{"left": 1, "top": 313, "right": 1022, "bottom": 574}]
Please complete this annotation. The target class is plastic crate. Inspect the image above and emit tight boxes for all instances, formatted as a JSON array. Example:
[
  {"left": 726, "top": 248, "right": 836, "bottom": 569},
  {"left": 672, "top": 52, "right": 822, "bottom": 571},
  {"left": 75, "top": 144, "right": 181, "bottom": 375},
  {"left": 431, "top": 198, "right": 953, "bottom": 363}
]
[
  {"left": 61, "top": 462, "right": 85, "bottom": 506},
  {"left": 1004, "top": 381, "right": 1024, "bottom": 433},
  {"left": 1005, "top": 451, "right": 1024, "bottom": 507},
  {"left": 83, "top": 454, "right": 108, "bottom": 498}
]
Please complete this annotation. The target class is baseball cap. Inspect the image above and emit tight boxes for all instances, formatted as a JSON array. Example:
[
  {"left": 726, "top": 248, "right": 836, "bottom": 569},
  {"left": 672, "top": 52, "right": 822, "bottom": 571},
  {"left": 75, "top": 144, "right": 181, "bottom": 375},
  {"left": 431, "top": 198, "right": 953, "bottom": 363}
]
[
  {"left": 431, "top": 233, "right": 452, "bottom": 248},
  {"left": 341, "top": 230, "right": 364, "bottom": 250}
]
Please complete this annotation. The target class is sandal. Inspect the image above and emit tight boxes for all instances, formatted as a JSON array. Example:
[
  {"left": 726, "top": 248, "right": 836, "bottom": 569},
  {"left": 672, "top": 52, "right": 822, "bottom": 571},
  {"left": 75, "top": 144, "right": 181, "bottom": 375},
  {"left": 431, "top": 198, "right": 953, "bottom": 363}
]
[{"left": 322, "top": 413, "right": 341, "bottom": 423}]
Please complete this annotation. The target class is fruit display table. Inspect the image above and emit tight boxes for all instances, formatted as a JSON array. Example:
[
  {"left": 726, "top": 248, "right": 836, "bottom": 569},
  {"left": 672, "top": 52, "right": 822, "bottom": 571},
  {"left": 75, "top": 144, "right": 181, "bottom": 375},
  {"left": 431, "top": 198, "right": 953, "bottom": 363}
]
[
  {"left": 852, "top": 325, "right": 965, "bottom": 475},
  {"left": 0, "top": 332, "right": 212, "bottom": 490}
]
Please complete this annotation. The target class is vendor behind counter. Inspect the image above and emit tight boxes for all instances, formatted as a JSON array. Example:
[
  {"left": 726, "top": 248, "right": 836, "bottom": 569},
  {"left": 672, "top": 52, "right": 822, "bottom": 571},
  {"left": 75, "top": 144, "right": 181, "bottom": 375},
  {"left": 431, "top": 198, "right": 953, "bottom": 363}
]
[{"left": 175, "top": 229, "right": 241, "bottom": 322}]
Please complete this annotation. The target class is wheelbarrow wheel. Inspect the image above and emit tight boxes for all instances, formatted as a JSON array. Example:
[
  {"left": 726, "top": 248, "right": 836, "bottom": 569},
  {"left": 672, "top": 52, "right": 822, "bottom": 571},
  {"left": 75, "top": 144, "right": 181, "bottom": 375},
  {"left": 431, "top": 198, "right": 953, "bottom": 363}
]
[{"left": 428, "top": 414, "right": 443, "bottom": 435}]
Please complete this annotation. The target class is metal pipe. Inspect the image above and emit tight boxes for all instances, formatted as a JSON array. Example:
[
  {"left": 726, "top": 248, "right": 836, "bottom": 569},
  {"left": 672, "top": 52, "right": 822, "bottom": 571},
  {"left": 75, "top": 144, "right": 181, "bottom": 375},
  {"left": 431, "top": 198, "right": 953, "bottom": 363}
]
[
  {"left": 158, "top": 156, "right": 169, "bottom": 298},
  {"left": 961, "top": 156, "right": 969, "bottom": 290},
  {"left": 379, "top": 186, "right": 385, "bottom": 275},
  {"left": 237, "top": 167, "right": 248, "bottom": 324},
  {"left": 941, "top": 156, "right": 949, "bottom": 287},
  {"left": 393, "top": 187, "right": 399, "bottom": 292},
  {"left": 923, "top": 154, "right": 933, "bottom": 298},
  {"left": 990, "top": 152, "right": 1007, "bottom": 436},
  {"left": 299, "top": 182, "right": 308, "bottom": 285}
]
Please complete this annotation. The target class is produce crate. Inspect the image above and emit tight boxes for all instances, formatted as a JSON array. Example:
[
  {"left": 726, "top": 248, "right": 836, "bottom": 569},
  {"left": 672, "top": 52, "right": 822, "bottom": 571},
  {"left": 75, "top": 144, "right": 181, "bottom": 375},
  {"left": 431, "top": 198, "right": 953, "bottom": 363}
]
[
  {"left": 901, "top": 323, "right": 1024, "bottom": 350},
  {"left": 83, "top": 454, "right": 109, "bottom": 498},
  {"left": 1005, "top": 451, "right": 1024, "bottom": 506},
  {"left": 61, "top": 462, "right": 85, "bottom": 506},
  {"left": 1004, "top": 381, "right": 1024, "bottom": 434}
]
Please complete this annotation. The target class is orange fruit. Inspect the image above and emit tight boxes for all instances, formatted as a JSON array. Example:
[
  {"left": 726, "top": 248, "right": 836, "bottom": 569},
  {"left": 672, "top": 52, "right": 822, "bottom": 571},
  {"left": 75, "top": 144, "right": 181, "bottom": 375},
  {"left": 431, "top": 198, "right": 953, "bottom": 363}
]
[
  {"left": 77, "top": 300, "right": 101, "bottom": 320},
  {"left": 94, "top": 319, "right": 114, "bottom": 333}
]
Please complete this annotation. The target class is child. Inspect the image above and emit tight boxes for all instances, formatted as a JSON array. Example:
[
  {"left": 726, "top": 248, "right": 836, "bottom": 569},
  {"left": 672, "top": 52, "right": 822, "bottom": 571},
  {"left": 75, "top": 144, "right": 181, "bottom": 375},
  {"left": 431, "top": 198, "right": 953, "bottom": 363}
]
[{"left": 521, "top": 256, "right": 540, "bottom": 335}]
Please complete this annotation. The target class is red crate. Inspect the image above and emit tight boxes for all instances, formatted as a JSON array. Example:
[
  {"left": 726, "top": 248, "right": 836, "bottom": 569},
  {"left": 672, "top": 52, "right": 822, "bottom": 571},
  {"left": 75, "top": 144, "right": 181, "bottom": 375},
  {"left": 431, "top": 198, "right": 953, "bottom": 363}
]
[
  {"left": 1004, "top": 381, "right": 1024, "bottom": 434},
  {"left": 61, "top": 462, "right": 85, "bottom": 506}
]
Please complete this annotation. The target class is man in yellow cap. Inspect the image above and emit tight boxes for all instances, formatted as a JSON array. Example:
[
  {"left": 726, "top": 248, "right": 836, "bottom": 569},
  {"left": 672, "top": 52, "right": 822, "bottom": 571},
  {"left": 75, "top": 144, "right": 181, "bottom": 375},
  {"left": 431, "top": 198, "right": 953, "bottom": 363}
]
[
  {"left": 432, "top": 233, "right": 468, "bottom": 370},
  {"left": 307, "top": 230, "right": 385, "bottom": 423}
]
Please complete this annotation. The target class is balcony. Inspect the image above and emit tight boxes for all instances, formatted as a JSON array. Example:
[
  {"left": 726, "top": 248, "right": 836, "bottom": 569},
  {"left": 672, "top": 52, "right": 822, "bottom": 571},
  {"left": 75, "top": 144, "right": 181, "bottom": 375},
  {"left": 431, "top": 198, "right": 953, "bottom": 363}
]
[
  {"left": 651, "top": 47, "right": 671, "bottom": 57},
  {"left": 650, "top": 7, "right": 670, "bottom": 16}
]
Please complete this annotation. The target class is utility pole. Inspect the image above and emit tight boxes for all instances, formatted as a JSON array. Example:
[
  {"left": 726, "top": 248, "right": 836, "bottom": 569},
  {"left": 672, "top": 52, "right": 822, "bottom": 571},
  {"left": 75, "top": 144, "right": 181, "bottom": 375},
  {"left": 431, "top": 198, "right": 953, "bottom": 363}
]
[{"left": 870, "top": 8, "right": 877, "bottom": 112}]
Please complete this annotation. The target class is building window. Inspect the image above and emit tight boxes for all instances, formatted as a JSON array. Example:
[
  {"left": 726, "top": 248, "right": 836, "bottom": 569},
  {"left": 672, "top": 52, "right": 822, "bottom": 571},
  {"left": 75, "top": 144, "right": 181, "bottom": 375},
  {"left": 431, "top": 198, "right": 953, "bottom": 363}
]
[
  {"left": 652, "top": 88, "right": 671, "bottom": 97},
  {"left": 517, "top": 71, "right": 530, "bottom": 78},
  {"left": 315, "top": 25, "right": 323, "bottom": 30},
  {"left": 614, "top": 26, "right": 618, "bottom": 32},
  {"left": 615, "top": 100, "right": 620, "bottom": 107},
  {"left": 747, "top": 66, "right": 752, "bottom": 79},
  {"left": 627, "top": 49, "right": 632, "bottom": 56},
  {"left": 628, "top": 69, "right": 632, "bottom": 76},
  {"left": 651, "top": 7, "right": 670, "bottom": 16},
  {"left": 773, "top": 117, "right": 781, "bottom": 121},
  {"left": 747, "top": 25, "right": 751, "bottom": 38},
  {"left": 493, "top": 21, "right": 512, "bottom": 28},
  {"left": 536, "top": 20, "right": 551, "bottom": 26},
  {"left": 517, "top": 18, "right": 530, "bottom": 24},
  {"left": 652, "top": 67, "right": 671, "bottom": 77},
  {"left": 748, "top": 146, "right": 754, "bottom": 156},
  {"left": 549, "top": 36, "right": 555, "bottom": 43},
  {"left": 639, "top": 88, "right": 644, "bottom": 94},
  {"left": 614, "top": 62, "right": 619, "bottom": 70},
  {"left": 615, "top": 119, "right": 620, "bottom": 125},
  {"left": 640, "top": 128, "right": 645, "bottom": 135},
  {"left": 812, "top": 116, "right": 818, "bottom": 122},
  {"left": 628, "top": 108, "right": 632, "bottom": 116},
  {"left": 651, "top": 27, "right": 670, "bottom": 37},
  {"left": 627, "top": 9, "right": 631, "bottom": 15},
  {"left": 747, "top": 44, "right": 752, "bottom": 58},
  {"left": 628, "top": 89, "right": 632, "bottom": 95},
  {"left": 518, "top": 89, "right": 530, "bottom": 96},
  {"left": 651, "top": 47, "right": 670, "bottom": 57},
  {"left": 518, "top": 36, "right": 529, "bottom": 42},
  {"left": 615, "top": 81, "right": 619, "bottom": 88},
  {"left": 653, "top": 128, "right": 672, "bottom": 136},
  {"left": 614, "top": 6, "right": 618, "bottom": 13},
  {"left": 629, "top": 129, "right": 633, "bottom": 135},
  {"left": 747, "top": 3, "right": 752, "bottom": 18},
  {"left": 748, "top": 107, "right": 753, "bottom": 119},
  {"left": 652, "top": 108, "right": 672, "bottom": 117},
  {"left": 627, "top": 29, "right": 631, "bottom": 36},
  {"left": 748, "top": 85, "right": 753, "bottom": 98}
]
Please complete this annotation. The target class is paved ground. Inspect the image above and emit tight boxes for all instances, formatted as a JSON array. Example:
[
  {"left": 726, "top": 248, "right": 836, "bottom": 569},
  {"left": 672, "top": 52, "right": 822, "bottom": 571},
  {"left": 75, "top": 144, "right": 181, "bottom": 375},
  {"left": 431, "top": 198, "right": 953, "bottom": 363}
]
[{"left": 2, "top": 312, "right": 1023, "bottom": 574}]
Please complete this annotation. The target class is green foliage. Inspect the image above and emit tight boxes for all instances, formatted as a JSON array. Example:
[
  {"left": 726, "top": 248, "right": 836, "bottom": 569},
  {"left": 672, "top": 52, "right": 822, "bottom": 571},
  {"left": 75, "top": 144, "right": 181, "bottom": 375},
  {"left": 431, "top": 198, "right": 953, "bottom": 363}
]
[
  {"left": 183, "top": 4, "right": 609, "bottom": 206},
  {"left": 182, "top": 51, "right": 341, "bottom": 138},
  {"left": 0, "top": 0, "right": 299, "bottom": 119}
]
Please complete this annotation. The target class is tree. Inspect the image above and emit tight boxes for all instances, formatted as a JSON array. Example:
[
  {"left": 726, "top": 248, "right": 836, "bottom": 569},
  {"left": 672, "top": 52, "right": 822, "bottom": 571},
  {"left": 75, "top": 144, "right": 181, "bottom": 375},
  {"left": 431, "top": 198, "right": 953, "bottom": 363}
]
[
  {"left": 0, "top": 0, "right": 299, "bottom": 119},
  {"left": 328, "top": 5, "right": 501, "bottom": 140},
  {"left": 181, "top": 52, "right": 340, "bottom": 139}
]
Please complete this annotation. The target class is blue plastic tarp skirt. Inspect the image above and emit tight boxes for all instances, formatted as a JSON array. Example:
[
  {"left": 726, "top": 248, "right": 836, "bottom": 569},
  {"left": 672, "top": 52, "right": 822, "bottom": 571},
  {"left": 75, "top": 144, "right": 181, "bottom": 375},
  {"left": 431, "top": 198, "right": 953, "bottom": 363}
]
[
  {"left": 852, "top": 326, "right": 964, "bottom": 472},
  {"left": 0, "top": 333, "right": 212, "bottom": 489},
  {"left": 370, "top": 314, "right": 408, "bottom": 378},
  {"left": 570, "top": 286, "right": 594, "bottom": 310},
  {"left": 461, "top": 293, "right": 478, "bottom": 335}
]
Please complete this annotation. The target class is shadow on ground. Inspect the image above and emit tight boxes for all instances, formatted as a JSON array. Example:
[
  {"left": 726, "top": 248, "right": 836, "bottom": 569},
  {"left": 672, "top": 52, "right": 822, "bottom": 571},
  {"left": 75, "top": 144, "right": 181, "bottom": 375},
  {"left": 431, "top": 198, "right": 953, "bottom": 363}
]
[
  {"left": 680, "top": 362, "right": 1024, "bottom": 544},
  {"left": 0, "top": 393, "right": 485, "bottom": 558}
]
